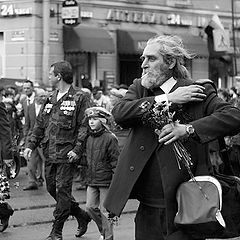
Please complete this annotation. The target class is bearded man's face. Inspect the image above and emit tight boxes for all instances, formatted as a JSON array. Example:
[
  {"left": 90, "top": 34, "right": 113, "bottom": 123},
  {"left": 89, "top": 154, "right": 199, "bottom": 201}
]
[{"left": 140, "top": 42, "right": 171, "bottom": 89}]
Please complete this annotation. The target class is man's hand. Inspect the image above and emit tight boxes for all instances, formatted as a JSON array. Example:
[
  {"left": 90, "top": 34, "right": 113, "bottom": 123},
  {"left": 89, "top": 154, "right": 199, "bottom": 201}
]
[
  {"left": 67, "top": 150, "right": 78, "bottom": 163},
  {"left": 24, "top": 148, "right": 32, "bottom": 161},
  {"left": 158, "top": 123, "right": 187, "bottom": 145},
  {"left": 167, "top": 85, "right": 206, "bottom": 104}
]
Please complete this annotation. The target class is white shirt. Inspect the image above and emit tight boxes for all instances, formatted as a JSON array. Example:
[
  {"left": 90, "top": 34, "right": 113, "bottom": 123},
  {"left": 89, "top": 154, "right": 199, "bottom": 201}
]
[
  {"left": 57, "top": 90, "right": 68, "bottom": 101},
  {"left": 35, "top": 103, "right": 41, "bottom": 117},
  {"left": 27, "top": 92, "right": 35, "bottom": 105},
  {"left": 154, "top": 77, "right": 177, "bottom": 103}
]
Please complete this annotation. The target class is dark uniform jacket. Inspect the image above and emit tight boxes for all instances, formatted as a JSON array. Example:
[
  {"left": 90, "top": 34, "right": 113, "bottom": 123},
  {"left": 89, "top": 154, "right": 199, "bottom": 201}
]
[
  {"left": 27, "top": 86, "right": 90, "bottom": 163},
  {"left": 0, "top": 102, "right": 12, "bottom": 163},
  {"left": 104, "top": 78, "right": 240, "bottom": 238}
]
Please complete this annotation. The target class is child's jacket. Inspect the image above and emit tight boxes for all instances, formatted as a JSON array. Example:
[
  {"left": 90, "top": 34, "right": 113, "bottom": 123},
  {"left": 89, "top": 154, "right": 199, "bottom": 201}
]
[{"left": 86, "top": 128, "right": 120, "bottom": 187}]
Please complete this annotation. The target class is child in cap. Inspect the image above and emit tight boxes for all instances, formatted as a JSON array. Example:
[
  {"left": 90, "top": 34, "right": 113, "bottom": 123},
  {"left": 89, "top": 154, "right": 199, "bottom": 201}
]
[{"left": 80, "top": 106, "right": 120, "bottom": 240}]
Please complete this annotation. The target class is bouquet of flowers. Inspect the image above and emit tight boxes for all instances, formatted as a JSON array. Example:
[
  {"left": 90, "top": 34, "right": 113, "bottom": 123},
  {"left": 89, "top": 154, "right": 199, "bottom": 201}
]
[
  {"left": 0, "top": 173, "right": 10, "bottom": 201},
  {"left": 139, "top": 100, "right": 194, "bottom": 177}
]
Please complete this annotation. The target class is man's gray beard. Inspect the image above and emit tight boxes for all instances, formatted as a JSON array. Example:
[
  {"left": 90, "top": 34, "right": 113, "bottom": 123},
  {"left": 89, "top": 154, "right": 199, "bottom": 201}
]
[{"left": 141, "top": 75, "right": 167, "bottom": 89}]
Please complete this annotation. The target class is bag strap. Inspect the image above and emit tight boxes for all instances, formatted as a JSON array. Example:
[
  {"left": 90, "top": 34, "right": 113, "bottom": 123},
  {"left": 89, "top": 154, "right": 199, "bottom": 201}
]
[{"left": 218, "top": 138, "right": 234, "bottom": 175}]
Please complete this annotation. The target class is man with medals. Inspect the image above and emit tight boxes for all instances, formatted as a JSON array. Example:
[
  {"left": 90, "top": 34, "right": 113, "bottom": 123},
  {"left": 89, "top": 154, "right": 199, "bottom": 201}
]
[{"left": 24, "top": 61, "right": 91, "bottom": 240}]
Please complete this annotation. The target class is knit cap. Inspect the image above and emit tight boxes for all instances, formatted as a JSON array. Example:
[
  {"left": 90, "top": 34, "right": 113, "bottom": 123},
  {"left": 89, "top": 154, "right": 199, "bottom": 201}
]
[{"left": 85, "top": 106, "right": 112, "bottom": 127}]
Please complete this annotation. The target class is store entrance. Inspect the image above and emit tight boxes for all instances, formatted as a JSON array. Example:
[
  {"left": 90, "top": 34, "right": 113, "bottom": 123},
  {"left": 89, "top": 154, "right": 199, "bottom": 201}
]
[
  {"left": 119, "top": 54, "right": 142, "bottom": 86},
  {"left": 65, "top": 52, "right": 91, "bottom": 88}
]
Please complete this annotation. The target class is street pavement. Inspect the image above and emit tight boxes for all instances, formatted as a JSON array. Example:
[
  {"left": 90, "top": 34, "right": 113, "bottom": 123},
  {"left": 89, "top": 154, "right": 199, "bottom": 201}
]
[
  {"left": 0, "top": 167, "right": 138, "bottom": 239},
  {"left": 0, "top": 213, "right": 135, "bottom": 240},
  {"left": 2, "top": 167, "right": 240, "bottom": 240}
]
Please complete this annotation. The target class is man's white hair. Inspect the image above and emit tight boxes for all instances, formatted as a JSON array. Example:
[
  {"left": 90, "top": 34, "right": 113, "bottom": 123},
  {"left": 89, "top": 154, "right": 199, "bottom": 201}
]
[
  {"left": 147, "top": 35, "right": 193, "bottom": 60},
  {"left": 35, "top": 88, "right": 46, "bottom": 96},
  {"left": 147, "top": 35, "right": 194, "bottom": 80}
]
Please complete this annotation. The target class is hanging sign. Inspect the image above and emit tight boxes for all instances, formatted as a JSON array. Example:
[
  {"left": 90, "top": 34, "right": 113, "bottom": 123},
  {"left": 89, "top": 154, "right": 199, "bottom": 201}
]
[
  {"left": 62, "top": 0, "right": 80, "bottom": 26},
  {"left": 213, "top": 29, "right": 230, "bottom": 52}
]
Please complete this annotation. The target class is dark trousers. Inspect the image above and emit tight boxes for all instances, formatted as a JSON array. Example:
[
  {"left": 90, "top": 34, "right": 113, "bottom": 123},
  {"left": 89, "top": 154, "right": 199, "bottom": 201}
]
[
  {"left": 45, "top": 161, "right": 82, "bottom": 224},
  {"left": 135, "top": 203, "right": 204, "bottom": 240},
  {"left": 135, "top": 203, "right": 166, "bottom": 240},
  {"left": 0, "top": 202, "right": 14, "bottom": 220}
]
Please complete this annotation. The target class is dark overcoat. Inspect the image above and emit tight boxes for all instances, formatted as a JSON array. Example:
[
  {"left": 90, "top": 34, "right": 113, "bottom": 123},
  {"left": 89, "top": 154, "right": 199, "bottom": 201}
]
[
  {"left": 104, "top": 78, "right": 240, "bottom": 238},
  {"left": 0, "top": 103, "right": 12, "bottom": 163},
  {"left": 24, "top": 101, "right": 37, "bottom": 142}
]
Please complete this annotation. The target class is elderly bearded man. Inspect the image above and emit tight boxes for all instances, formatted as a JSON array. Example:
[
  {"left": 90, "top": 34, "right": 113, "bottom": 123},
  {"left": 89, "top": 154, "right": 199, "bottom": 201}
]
[{"left": 104, "top": 35, "right": 240, "bottom": 240}]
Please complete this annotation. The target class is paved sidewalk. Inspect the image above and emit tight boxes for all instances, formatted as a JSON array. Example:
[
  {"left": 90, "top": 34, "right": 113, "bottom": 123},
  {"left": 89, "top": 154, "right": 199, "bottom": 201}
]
[
  {"left": 1, "top": 213, "right": 135, "bottom": 240},
  {"left": 6, "top": 167, "right": 138, "bottom": 227}
]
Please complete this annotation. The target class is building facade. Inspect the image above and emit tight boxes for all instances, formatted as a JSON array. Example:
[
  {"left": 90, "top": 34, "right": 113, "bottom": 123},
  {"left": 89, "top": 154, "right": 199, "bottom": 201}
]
[{"left": 0, "top": 0, "right": 239, "bottom": 88}]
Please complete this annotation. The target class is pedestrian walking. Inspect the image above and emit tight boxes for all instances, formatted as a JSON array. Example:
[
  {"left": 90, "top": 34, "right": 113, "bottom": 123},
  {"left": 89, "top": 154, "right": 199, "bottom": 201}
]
[
  {"left": 104, "top": 35, "right": 240, "bottom": 240},
  {"left": 92, "top": 86, "right": 112, "bottom": 112},
  {"left": 0, "top": 99, "right": 14, "bottom": 232},
  {"left": 82, "top": 106, "right": 119, "bottom": 240},
  {"left": 21, "top": 80, "right": 36, "bottom": 115},
  {"left": 23, "top": 88, "right": 47, "bottom": 190},
  {"left": 24, "top": 60, "right": 91, "bottom": 240}
]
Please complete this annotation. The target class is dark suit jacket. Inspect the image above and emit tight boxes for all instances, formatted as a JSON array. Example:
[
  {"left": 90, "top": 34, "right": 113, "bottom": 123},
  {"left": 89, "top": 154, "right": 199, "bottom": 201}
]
[
  {"left": 24, "top": 101, "right": 37, "bottom": 143},
  {"left": 0, "top": 103, "right": 12, "bottom": 162},
  {"left": 104, "top": 78, "right": 240, "bottom": 238}
]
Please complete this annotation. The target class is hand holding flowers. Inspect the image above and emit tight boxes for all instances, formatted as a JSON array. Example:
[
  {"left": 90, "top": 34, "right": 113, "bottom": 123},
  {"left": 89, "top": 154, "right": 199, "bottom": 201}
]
[
  {"left": 139, "top": 100, "right": 193, "bottom": 172},
  {"left": 158, "top": 122, "right": 188, "bottom": 145}
]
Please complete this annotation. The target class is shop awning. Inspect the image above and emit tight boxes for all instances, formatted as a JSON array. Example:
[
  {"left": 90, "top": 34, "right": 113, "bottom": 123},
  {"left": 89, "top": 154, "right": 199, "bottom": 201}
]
[
  {"left": 117, "top": 30, "right": 157, "bottom": 54},
  {"left": 179, "top": 34, "right": 209, "bottom": 57},
  {"left": 63, "top": 26, "right": 115, "bottom": 53}
]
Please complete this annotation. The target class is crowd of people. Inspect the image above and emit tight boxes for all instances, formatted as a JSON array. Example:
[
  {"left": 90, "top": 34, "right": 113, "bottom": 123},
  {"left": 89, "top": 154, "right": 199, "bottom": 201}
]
[{"left": 0, "top": 34, "right": 240, "bottom": 240}]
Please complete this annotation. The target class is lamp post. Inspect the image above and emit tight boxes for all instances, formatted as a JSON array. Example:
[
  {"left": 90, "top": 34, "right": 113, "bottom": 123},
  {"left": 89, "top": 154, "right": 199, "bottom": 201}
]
[{"left": 232, "top": 0, "right": 238, "bottom": 75}]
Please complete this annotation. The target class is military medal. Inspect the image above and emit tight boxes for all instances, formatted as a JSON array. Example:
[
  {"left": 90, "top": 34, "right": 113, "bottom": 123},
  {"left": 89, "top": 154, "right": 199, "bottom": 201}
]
[{"left": 61, "top": 100, "right": 76, "bottom": 115}]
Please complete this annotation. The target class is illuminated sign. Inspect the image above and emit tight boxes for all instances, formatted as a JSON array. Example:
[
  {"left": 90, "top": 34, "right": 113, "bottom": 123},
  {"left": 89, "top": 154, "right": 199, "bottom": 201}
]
[
  {"left": 62, "top": 0, "right": 80, "bottom": 26},
  {"left": 0, "top": 4, "right": 32, "bottom": 17}
]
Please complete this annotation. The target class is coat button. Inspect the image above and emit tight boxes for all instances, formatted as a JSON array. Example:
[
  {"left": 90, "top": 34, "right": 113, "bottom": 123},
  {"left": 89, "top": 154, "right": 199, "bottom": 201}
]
[
  {"left": 130, "top": 166, "right": 135, "bottom": 171},
  {"left": 140, "top": 145, "right": 145, "bottom": 151}
]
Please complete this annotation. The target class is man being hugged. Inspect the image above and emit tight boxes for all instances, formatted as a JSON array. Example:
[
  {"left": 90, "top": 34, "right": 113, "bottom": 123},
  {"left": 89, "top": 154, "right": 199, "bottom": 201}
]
[{"left": 104, "top": 35, "right": 240, "bottom": 240}]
